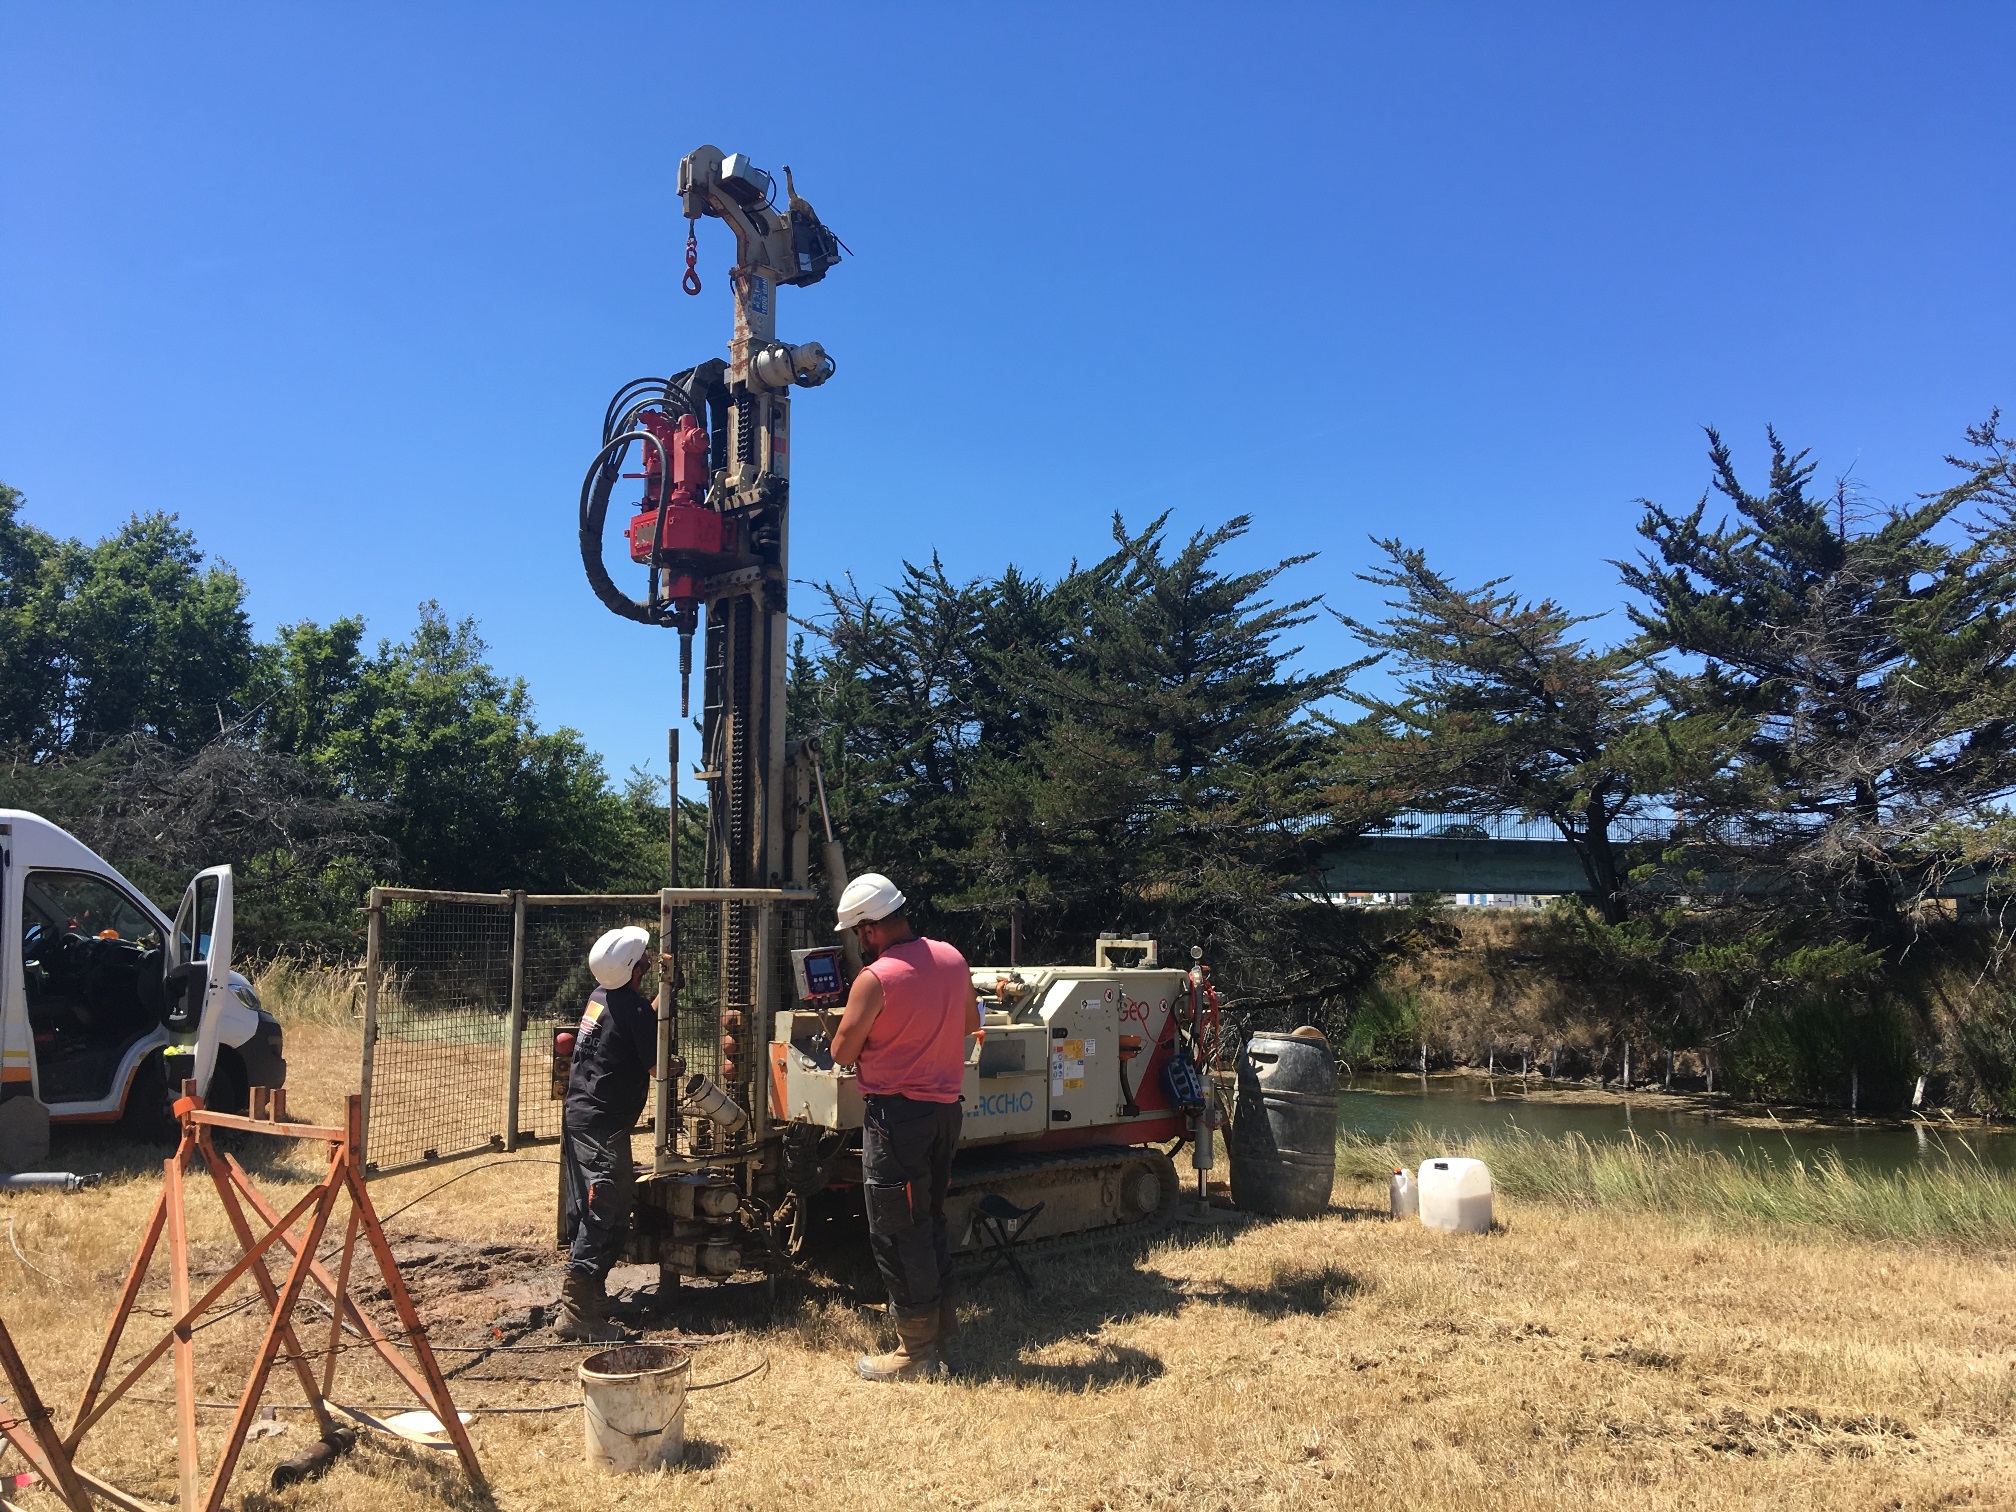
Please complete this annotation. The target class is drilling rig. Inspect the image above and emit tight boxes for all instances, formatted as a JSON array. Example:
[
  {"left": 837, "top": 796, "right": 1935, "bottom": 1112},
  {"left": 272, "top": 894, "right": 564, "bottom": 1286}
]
[{"left": 576, "top": 145, "right": 1226, "bottom": 1283}]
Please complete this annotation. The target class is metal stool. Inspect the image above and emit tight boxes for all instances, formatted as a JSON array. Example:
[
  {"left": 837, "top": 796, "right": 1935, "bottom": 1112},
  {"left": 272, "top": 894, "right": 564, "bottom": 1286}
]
[{"left": 970, "top": 1193, "right": 1044, "bottom": 1292}]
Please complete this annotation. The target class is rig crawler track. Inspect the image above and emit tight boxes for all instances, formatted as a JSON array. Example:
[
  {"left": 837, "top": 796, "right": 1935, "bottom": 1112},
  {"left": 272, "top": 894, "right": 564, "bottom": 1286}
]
[{"left": 944, "top": 1144, "right": 1181, "bottom": 1267}]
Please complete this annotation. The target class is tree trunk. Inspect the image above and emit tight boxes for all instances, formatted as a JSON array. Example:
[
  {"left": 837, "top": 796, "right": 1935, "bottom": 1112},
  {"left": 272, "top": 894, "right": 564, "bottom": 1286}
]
[
  {"left": 1559, "top": 802, "right": 1630, "bottom": 924},
  {"left": 1851, "top": 781, "right": 1906, "bottom": 947}
]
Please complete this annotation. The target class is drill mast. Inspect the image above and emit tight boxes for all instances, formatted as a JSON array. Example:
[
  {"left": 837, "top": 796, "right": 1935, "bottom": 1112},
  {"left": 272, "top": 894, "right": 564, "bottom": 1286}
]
[{"left": 577, "top": 144, "right": 841, "bottom": 1116}]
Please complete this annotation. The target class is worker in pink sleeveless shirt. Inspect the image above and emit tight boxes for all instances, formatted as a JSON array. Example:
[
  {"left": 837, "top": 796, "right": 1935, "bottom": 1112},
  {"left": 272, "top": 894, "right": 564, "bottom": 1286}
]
[{"left": 828, "top": 872, "right": 979, "bottom": 1381}]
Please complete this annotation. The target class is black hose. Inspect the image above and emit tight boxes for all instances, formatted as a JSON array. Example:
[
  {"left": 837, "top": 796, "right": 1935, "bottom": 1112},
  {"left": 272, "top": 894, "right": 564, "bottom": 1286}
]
[
  {"left": 579, "top": 429, "right": 675, "bottom": 625},
  {"left": 612, "top": 383, "right": 701, "bottom": 440},
  {"left": 271, "top": 1428, "right": 356, "bottom": 1490},
  {"left": 614, "top": 393, "right": 699, "bottom": 447},
  {"left": 582, "top": 364, "right": 728, "bottom": 626},
  {"left": 583, "top": 370, "right": 712, "bottom": 624},
  {"left": 603, "top": 372, "right": 708, "bottom": 443},
  {"left": 602, "top": 376, "right": 670, "bottom": 443}
]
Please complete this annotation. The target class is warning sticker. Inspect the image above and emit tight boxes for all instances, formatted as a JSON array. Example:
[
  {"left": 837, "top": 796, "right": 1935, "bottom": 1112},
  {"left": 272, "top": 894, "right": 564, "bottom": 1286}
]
[{"left": 1052, "top": 1039, "right": 1086, "bottom": 1094}]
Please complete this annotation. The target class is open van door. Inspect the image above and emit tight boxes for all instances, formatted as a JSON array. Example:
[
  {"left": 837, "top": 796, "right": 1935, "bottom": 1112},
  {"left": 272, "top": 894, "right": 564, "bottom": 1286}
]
[
  {"left": 164, "top": 866, "right": 234, "bottom": 1100},
  {"left": 0, "top": 818, "right": 53, "bottom": 1173}
]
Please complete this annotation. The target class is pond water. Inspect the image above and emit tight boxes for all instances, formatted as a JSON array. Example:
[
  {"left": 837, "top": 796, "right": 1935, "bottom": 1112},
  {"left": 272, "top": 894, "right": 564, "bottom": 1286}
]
[{"left": 1338, "top": 1072, "right": 2016, "bottom": 1175}]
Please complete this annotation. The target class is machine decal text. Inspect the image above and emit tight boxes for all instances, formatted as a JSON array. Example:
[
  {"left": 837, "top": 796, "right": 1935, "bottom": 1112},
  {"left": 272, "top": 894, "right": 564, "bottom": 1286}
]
[{"left": 974, "top": 1091, "right": 1035, "bottom": 1116}]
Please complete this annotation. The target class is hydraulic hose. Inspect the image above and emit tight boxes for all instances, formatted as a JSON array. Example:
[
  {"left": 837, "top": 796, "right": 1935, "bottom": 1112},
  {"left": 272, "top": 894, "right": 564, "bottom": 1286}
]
[
  {"left": 579, "top": 428, "right": 675, "bottom": 624},
  {"left": 579, "top": 366, "right": 717, "bottom": 626},
  {"left": 602, "top": 376, "right": 670, "bottom": 442}
]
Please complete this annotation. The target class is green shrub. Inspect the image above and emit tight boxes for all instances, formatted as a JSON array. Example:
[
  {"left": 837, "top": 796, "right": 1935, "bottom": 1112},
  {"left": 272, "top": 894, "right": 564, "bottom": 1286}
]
[
  {"left": 1335, "top": 978, "right": 1424, "bottom": 1068},
  {"left": 1725, "top": 992, "right": 1917, "bottom": 1109}
]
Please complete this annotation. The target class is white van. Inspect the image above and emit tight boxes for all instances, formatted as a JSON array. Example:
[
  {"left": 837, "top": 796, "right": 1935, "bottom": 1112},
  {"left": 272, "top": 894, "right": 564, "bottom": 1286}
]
[{"left": 0, "top": 810, "right": 285, "bottom": 1167}]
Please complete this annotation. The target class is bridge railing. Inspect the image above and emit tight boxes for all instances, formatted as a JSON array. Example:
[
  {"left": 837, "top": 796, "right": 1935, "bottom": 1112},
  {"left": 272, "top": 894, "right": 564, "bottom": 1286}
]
[{"left": 1365, "top": 811, "right": 1679, "bottom": 844}]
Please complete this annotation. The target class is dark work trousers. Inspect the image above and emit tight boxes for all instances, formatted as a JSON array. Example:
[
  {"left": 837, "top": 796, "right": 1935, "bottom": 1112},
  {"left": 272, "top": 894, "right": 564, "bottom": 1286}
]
[
  {"left": 860, "top": 1094, "right": 963, "bottom": 1320},
  {"left": 560, "top": 1120, "right": 635, "bottom": 1282}
]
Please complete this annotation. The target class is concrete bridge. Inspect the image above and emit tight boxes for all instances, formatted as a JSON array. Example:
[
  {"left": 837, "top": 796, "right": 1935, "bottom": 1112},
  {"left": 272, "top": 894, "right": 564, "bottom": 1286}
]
[{"left": 1317, "top": 834, "right": 1594, "bottom": 897}]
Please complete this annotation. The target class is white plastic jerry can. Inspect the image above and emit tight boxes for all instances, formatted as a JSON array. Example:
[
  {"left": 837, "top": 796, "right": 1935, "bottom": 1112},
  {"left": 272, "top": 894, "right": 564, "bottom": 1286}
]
[
  {"left": 1417, "top": 1157, "right": 1492, "bottom": 1234},
  {"left": 1389, "top": 1167, "right": 1417, "bottom": 1220}
]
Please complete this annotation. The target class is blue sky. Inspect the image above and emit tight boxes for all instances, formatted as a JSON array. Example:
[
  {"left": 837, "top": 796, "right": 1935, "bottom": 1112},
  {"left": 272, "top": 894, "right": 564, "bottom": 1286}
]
[{"left": 4, "top": 4, "right": 2012, "bottom": 785}]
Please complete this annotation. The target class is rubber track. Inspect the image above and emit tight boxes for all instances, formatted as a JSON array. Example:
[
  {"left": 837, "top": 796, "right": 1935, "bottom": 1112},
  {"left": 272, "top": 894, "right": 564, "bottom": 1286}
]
[{"left": 946, "top": 1144, "right": 1181, "bottom": 1268}]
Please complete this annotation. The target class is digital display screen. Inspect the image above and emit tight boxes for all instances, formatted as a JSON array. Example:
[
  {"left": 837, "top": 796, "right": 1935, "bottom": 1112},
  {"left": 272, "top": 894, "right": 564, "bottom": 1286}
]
[{"left": 802, "top": 949, "right": 842, "bottom": 997}]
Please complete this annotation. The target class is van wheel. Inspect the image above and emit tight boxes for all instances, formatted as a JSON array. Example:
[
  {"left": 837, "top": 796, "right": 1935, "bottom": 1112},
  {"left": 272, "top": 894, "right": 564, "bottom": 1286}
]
[
  {"left": 207, "top": 1050, "right": 250, "bottom": 1116},
  {"left": 122, "top": 1050, "right": 251, "bottom": 1138},
  {"left": 120, "top": 1052, "right": 179, "bottom": 1142}
]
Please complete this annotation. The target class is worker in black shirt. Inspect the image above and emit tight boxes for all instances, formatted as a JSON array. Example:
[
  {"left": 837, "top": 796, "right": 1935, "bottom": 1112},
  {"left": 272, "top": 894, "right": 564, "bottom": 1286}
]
[{"left": 556, "top": 925, "right": 659, "bottom": 1342}]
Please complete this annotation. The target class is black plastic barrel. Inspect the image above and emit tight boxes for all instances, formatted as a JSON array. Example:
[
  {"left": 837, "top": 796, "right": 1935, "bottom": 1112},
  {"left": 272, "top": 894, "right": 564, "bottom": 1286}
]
[{"left": 1230, "top": 1029, "right": 1338, "bottom": 1217}]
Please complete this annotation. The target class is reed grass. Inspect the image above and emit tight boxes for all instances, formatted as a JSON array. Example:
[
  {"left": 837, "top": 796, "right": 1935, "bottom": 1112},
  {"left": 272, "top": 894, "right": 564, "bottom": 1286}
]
[
  {"left": 249, "top": 956, "right": 364, "bottom": 1024},
  {"left": 1343, "top": 1122, "right": 2016, "bottom": 1247}
]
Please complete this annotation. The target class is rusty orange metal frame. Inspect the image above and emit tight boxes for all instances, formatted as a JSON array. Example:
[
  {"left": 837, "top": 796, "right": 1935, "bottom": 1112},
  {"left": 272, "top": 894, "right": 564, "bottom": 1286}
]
[
  {"left": 42, "top": 1084, "right": 486, "bottom": 1511},
  {"left": 0, "top": 1313, "right": 94, "bottom": 1512}
]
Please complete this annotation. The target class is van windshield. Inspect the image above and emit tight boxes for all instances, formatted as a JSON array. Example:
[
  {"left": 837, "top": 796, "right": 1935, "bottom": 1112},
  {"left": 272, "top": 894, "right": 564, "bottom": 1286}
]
[{"left": 23, "top": 871, "right": 159, "bottom": 949}]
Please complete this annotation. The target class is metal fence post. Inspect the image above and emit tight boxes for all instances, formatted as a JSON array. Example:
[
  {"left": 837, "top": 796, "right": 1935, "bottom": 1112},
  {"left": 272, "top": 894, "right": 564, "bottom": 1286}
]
[
  {"left": 359, "top": 886, "right": 382, "bottom": 1167},
  {"left": 750, "top": 899, "right": 775, "bottom": 1163},
  {"left": 656, "top": 889, "right": 677, "bottom": 1167},
  {"left": 504, "top": 890, "right": 526, "bottom": 1153}
]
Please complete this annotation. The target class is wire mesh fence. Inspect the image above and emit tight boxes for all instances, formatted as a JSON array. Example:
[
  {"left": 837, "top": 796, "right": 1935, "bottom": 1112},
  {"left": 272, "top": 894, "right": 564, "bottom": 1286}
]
[
  {"left": 516, "top": 897, "right": 663, "bottom": 1147},
  {"left": 359, "top": 886, "right": 817, "bottom": 1176},
  {"left": 673, "top": 895, "right": 817, "bottom": 1159},
  {"left": 359, "top": 890, "right": 516, "bottom": 1173}
]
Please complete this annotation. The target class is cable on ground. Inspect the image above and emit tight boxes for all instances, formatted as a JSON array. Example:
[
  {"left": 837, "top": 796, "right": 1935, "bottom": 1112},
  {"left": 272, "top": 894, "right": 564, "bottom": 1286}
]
[
  {"left": 4, "top": 1216, "right": 61, "bottom": 1283},
  {"left": 122, "top": 1351, "right": 768, "bottom": 1417},
  {"left": 372, "top": 1158, "right": 562, "bottom": 1230}
]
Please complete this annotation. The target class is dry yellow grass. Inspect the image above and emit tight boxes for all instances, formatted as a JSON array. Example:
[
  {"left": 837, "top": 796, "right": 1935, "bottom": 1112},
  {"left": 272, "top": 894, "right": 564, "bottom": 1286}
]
[
  {"left": 256, "top": 959, "right": 365, "bottom": 1023},
  {"left": 3, "top": 1023, "right": 2014, "bottom": 1511}
]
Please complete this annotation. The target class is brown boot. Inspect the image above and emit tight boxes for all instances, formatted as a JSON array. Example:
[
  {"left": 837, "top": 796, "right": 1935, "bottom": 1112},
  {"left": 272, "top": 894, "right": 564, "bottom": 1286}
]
[
  {"left": 856, "top": 1310, "right": 943, "bottom": 1382},
  {"left": 555, "top": 1271, "right": 628, "bottom": 1343},
  {"left": 936, "top": 1293, "right": 960, "bottom": 1374}
]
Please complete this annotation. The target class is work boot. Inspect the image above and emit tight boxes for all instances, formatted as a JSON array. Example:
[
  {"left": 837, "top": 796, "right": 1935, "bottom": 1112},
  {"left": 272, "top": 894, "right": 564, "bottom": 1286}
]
[
  {"left": 555, "top": 1271, "right": 629, "bottom": 1344},
  {"left": 855, "top": 1310, "right": 944, "bottom": 1382}
]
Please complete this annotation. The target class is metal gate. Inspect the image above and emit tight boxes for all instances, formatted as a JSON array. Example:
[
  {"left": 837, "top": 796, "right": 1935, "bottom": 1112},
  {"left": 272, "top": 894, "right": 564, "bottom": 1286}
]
[{"left": 359, "top": 886, "right": 813, "bottom": 1176}]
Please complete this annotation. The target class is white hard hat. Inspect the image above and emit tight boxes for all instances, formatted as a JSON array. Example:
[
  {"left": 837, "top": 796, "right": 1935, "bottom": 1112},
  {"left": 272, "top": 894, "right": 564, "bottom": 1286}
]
[
  {"left": 835, "top": 872, "right": 906, "bottom": 931},
  {"left": 589, "top": 925, "right": 652, "bottom": 988}
]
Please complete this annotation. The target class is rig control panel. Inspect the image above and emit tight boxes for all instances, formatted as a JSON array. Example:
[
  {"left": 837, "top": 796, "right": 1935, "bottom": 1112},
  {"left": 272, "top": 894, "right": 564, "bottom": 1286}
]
[{"left": 790, "top": 946, "right": 846, "bottom": 1008}]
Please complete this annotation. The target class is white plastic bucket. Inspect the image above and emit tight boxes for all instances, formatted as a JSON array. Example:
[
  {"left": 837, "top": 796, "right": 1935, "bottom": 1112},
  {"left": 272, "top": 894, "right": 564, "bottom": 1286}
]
[
  {"left": 580, "top": 1343, "right": 691, "bottom": 1471},
  {"left": 1417, "top": 1157, "right": 1493, "bottom": 1234}
]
